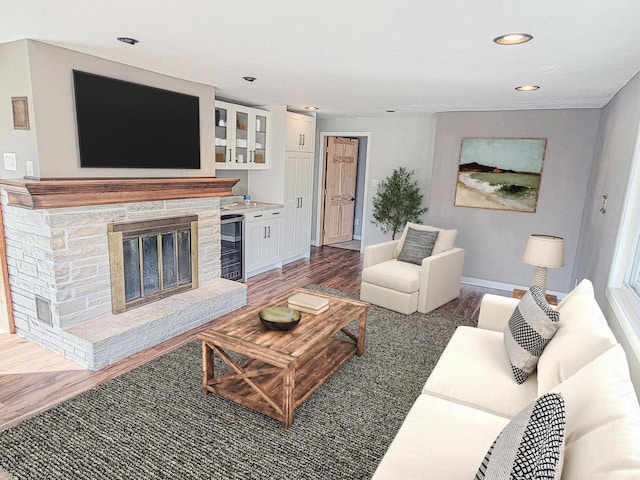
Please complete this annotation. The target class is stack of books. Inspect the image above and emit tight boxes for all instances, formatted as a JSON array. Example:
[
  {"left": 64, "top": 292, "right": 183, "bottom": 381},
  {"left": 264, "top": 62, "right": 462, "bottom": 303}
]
[{"left": 288, "top": 292, "right": 330, "bottom": 315}]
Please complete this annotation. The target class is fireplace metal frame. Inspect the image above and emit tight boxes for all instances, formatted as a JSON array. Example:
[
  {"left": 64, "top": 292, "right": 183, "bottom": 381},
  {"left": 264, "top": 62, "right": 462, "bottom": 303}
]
[{"left": 107, "top": 215, "right": 199, "bottom": 314}]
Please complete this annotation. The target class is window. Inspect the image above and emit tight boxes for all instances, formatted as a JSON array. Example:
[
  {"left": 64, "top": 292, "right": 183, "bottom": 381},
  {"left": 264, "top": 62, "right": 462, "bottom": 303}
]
[
  {"left": 607, "top": 122, "right": 640, "bottom": 351},
  {"left": 629, "top": 233, "right": 640, "bottom": 297}
]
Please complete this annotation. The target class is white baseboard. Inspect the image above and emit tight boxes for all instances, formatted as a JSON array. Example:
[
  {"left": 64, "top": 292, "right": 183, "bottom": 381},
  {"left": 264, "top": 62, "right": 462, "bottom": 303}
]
[
  {"left": 461, "top": 276, "right": 566, "bottom": 299},
  {"left": 310, "top": 238, "right": 360, "bottom": 247},
  {"left": 282, "top": 252, "right": 310, "bottom": 265},
  {"left": 246, "top": 262, "right": 283, "bottom": 279}
]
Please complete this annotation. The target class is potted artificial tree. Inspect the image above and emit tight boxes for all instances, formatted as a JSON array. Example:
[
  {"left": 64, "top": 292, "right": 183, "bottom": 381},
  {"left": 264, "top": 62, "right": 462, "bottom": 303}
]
[{"left": 372, "top": 167, "right": 428, "bottom": 239}]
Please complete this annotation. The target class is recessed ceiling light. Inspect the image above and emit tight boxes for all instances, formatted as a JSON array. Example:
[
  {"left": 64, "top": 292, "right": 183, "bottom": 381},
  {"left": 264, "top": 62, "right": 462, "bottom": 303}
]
[
  {"left": 117, "top": 37, "right": 139, "bottom": 45},
  {"left": 493, "top": 33, "right": 533, "bottom": 45},
  {"left": 515, "top": 85, "right": 540, "bottom": 92},
  {"left": 242, "top": 76, "right": 257, "bottom": 82},
  {"left": 304, "top": 106, "right": 319, "bottom": 111}
]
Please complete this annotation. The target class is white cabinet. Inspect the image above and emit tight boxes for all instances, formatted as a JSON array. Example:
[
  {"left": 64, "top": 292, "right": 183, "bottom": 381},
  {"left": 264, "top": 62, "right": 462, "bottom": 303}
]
[
  {"left": 215, "top": 101, "right": 270, "bottom": 170},
  {"left": 283, "top": 152, "right": 313, "bottom": 261},
  {"left": 282, "top": 111, "right": 315, "bottom": 263},
  {"left": 286, "top": 112, "right": 315, "bottom": 153},
  {"left": 245, "top": 208, "right": 283, "bottom": 275}
]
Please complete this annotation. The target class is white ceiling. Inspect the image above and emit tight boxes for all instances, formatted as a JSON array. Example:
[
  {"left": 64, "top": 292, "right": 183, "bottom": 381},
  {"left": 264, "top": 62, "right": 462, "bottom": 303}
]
[{"left": 3, "top": 0, "right": 640, "bottom": 117}]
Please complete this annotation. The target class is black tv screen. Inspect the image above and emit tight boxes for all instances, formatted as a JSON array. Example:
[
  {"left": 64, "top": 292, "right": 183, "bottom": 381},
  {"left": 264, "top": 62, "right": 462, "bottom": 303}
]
[{"left": 73, "top": 70, "right": 201, "bottom": 169}]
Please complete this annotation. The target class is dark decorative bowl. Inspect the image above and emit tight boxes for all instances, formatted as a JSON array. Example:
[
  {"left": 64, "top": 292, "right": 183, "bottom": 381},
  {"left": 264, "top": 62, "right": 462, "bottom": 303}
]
[{"left": 259, "top": 306, "right": 301, "bottom": 331}]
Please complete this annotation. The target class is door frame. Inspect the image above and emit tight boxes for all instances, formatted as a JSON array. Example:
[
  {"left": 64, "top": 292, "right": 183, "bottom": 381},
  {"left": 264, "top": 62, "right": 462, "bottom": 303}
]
[{"left": 314, "top": 131, "right": 372, "bottom": 250}]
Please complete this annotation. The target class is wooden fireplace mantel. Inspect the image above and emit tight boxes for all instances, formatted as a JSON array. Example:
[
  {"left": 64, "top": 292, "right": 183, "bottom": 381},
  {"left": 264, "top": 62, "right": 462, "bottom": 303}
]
[{"left": 0, "top": 177, "right": 240, "bottom": 209}]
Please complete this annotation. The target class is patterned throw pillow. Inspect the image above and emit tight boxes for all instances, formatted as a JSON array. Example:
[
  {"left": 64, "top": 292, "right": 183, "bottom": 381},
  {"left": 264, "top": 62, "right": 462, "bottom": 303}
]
[
  {"left": 397, "top": 228, "right": 439, "bottom": 265},
  {"left": 504, "top": 286, "right": 560, "bottom": 384},
  {"left": 476, "top": 393, "right": 566, "bottom": 480}
]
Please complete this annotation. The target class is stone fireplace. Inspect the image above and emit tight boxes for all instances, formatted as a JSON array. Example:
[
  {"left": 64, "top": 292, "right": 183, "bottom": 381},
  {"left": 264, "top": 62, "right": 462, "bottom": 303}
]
[{"left": 0, "top": 177, "right": 246, "bottom": 370}]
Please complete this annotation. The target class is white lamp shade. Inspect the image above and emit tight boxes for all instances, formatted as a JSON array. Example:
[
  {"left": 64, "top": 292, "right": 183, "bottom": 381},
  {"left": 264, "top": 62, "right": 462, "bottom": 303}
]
[{"left": 522, "top": 234, "right": 564, "bottom": 268}]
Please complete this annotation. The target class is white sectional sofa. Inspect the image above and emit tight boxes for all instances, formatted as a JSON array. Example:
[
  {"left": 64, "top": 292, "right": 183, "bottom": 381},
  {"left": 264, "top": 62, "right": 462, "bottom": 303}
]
[{"left": 372, "top": 279, "right": 640, "bottom": 479}]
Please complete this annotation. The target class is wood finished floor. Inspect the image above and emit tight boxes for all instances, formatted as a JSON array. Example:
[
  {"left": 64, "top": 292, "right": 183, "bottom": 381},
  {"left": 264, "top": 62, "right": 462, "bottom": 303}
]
[{"left": 0, "top": 246, "right": 508, "bottom": 433}]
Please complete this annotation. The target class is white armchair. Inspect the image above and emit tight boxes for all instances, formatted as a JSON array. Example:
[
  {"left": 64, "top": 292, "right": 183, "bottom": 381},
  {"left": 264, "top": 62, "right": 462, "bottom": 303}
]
[{"left": 360, "top": 224, "right": 465, "bottom": 315}]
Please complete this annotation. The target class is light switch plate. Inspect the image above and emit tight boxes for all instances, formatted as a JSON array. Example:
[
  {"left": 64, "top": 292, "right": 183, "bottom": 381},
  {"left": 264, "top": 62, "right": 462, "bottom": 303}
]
[
  {"left": 371, "top": 179, "right": 380, "bottom": 188},
  {"left": 26, "top": 160, "right": 34, "bottom": 177},
  {"left": 3, "top": 152, "right": 17, "bottom": 171}
]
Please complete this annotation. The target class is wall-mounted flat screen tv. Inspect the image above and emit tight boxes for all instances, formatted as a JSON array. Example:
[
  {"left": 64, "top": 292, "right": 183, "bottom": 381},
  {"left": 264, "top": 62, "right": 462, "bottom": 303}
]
[{"left": 73, "top": 70, "right": 201, "bottom": 169}]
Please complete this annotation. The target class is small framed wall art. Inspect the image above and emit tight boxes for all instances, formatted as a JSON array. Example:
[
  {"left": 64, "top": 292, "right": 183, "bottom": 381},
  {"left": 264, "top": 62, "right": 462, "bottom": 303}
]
[
  {"left": 11, "top": 96, "right": 30, "bottom": 130},
  {"left": 454, "top": 137, "right": 547, "bottom": 213}
]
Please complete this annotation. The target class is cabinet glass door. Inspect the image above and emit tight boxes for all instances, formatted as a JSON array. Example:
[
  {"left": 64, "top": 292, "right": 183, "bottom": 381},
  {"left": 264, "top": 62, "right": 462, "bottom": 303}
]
[
  {"left": 254, "top": 114, "right": 267, "bottom": 164},
  {"left": 235, "top": 110, "right": 249, "bottom": 164},
  {"left": 215, "top": 106, "right": 229, "bottom": 163}
]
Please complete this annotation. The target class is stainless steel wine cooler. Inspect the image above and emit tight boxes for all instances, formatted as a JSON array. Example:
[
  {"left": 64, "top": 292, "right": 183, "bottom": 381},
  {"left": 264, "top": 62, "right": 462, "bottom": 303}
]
[{"left": 220, "top": 214, "right": 245, "bottom": 282}]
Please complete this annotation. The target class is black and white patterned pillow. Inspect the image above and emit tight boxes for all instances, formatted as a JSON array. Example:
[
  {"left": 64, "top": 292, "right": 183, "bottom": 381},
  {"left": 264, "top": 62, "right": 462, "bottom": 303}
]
[
  {"left": 476, "top": 393, "right": 565, "bottom": 480},
  {"left": 504, "top": 286, "right": 560, "bottom": 384},
  {"left": 397, "top": 228, "right": 439, "bottom": 265}
]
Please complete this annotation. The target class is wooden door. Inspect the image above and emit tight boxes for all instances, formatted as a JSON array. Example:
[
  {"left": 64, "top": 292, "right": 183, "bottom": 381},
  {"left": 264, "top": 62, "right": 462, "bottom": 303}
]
[{"left": 322, "top": 136, "right": 359, "bottom": 245}]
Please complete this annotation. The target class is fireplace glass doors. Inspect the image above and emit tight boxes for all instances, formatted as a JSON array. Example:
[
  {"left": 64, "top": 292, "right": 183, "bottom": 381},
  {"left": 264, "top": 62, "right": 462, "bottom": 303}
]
[{"left": 108, "top": 215, "right": 198, "bottom": 313}]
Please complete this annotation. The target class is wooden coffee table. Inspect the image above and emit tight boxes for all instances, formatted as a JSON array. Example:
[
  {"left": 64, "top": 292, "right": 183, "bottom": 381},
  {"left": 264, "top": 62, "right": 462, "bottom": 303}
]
[{"left": 198, "top": 288, "right": 369, "bottom": 427}]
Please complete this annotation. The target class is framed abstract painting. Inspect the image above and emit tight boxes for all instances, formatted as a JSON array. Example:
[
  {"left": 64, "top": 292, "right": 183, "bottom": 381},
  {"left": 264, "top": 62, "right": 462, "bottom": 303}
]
[{"left": 454, "top": 137, "right": 547, "bottom": 213}]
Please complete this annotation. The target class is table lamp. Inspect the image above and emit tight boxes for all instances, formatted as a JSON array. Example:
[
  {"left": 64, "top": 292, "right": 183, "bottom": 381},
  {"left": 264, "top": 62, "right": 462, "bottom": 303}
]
[{"left": 522, "top": 234, "right": 564, "bottom": 294}]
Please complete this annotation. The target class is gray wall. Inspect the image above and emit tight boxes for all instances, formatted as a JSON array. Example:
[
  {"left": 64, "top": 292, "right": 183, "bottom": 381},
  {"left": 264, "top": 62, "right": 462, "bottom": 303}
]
[
  {"left": 429, "top": 109, "right": 601, "bottom": 294},
  {"left": 314, "top": 116, "right": 437, "bottom": 247},
  {"left": 1, "top": 40, "right": 216, "bottom": 178},
  {"left": 573, "top": 71, "right": 640, "bottom": 390}
]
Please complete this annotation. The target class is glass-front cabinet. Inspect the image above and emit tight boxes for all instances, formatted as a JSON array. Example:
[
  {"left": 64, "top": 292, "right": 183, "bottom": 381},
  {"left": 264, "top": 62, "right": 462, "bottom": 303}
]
[
  {"left": 215, "top": 104, "right": 230, "bottom": 164},
  {"left": 215, "top": 101, "right": 270, "bottom": 169},
  {"left": 254, "top": 112, "right": 267, "bottom": 165}
]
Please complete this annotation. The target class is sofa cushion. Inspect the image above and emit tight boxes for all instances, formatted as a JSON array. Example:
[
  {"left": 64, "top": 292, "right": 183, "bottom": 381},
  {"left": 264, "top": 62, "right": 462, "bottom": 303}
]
[
  {"left": 397, "top": 228, "right": 439, "bottom": 265},
  {"left": 360, "top": 259, "right": 420, "bottom": 293},
  {"left": 423, "top": 326, "right": 539, "bottom": 418},
  {"left": 550, "top": 345, "right": 640, "bottom": 479},
  {"left": 372, "top": 394, "right": 509, "bottom": 480},
  {"left": 476, "top": 393, "right": 565, "bottom": 480},
  {"left": 394, "top": 223, "right": 457, "bottom": 258},
  {"left": 504, "top": 286, "right": 560, "bottom": 384},
  {"left": 537, "top": 279, "right": 618, "bottom": 393}
]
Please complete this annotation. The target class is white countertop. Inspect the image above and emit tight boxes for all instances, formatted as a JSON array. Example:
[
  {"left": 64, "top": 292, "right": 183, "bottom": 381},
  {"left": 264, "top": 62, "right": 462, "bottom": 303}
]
[{"left": 220, "top": 196, "right": 283, "bottom": 214}]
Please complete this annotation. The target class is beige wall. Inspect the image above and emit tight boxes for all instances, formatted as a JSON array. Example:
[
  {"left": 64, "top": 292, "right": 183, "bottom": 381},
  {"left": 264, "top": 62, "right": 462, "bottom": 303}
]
[
  {"left": 216, "top": 169, "right": 248, "bottom": 196},
  {"left": 2, "top": 40, "right": 216, "bottom": 178},
  {"left": 0, "top": 40, "right": 38, "bottom": 179}
]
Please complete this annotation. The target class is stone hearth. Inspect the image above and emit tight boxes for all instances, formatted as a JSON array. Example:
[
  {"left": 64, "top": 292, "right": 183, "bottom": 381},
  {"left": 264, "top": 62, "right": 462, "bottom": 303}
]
[{"left": 0, "top": 178, "right": 246, "bottom": 370}]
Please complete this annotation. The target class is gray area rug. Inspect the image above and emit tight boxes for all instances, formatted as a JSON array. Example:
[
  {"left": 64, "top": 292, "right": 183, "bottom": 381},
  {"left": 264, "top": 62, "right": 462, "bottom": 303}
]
[{"left": 0, "top": 286, "right": 475, "bottom": 480}]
